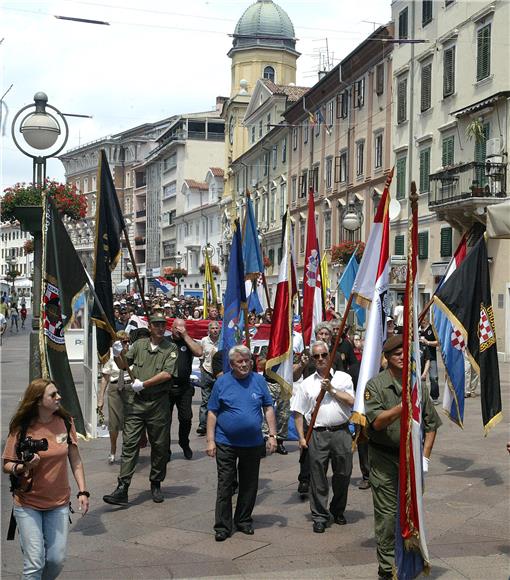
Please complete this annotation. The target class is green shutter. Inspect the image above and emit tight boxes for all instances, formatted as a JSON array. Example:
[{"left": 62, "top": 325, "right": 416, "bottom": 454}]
[
  {"left": 440, "top": 227, "right": 452, "bottom": 258},
  {"left": 443, "top": 46, "right": 455, "bottom": 97},
  {"left": 477, "top": 25, "right": 491, "bottom": 81},
  {"left": 421, "top": 63, "right": 432, "bottom": 111},
  {"left": 398, "top": 78, "right": 407, "bottom": 123},
  {"left": 442, "top": 136, "right": 455, "bottom": 166},
  {"left": 418, "top": 231, "right": 429, "bottom": 259},
  {"left": 419, "top": 148, "right": 431, "bottom": 193},
  {"left": 396, "top": 157, "right": 407, "bottom": 200},
  {"left": 395, "top": 234, "right": 405, "bottom": 255},
  {"left": 422, "top": 0, "right": 433, "bottom": 25}
]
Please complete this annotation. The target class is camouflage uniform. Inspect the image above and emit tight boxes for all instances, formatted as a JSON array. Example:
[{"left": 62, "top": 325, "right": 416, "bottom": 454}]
[{"left": 262, "top": 378, "right": 290, "bottom": 441}]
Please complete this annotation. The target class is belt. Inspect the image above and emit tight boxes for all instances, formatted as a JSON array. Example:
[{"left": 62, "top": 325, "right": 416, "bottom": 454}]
[{"left": 313, "top": 423, "right": 349, "bottom": 432}]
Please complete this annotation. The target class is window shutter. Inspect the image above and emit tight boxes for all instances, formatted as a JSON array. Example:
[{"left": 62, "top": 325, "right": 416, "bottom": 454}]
[
  {"left": 398, "top": 78, "right": 407, "bottom": 123},
  {"left": 419, "top": 148, "right": 431, "bottom": 193},
  {"left": 376, "top": 64, "right": 385, "bottom": 95},
  {"left": 422, "top": 0, "right": 433, "bottom": 25},
  {"left": 396, "top": 157, "right": 407, "bottom": 200},
  {"left": 418, "top": 232, "right": 429, "bottom": 259},
  {"left": 421, "top": 63, "right": 432, "bottom": 112},
  {"left": 399, "top": 8, "right": 408, "bottom": 39},
  {"left": 395, "top": 235, "right": 405, "bottom": 256},
  {"left": 440, "top": 227, "right": 452, "bottom": 257},
  {"left": 443, "top": 46, "right": 455, "bottom": 97},
  {"left": 477, "top": 25, "right": 491, "bottom": 81},
  {"left": 442, "top": 136, "right": 454, "bottom": 166}
]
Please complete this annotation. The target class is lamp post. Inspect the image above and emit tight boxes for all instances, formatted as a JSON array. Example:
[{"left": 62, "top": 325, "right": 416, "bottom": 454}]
[
  {"left": 175, "top": 251, "right": 183, "bottom": 297},
  {"left": 6, "top": 255, "right": 18, "bottom": 296},
  {"left": 11, "top": 92, "right": 69, "bottom": 381},
  {"left": 341, "top": 196, "right": 364, "bottom": 233}
]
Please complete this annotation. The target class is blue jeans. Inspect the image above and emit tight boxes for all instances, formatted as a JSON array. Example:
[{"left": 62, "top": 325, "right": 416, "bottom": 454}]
[{"left": 14, "top": 504, "right": 69, "bottom": 580}]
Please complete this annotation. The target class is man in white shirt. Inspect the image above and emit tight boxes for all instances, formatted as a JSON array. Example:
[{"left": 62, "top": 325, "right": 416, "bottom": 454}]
[{"left": 291, "top": 340, "right": 355, "bottom": 534}]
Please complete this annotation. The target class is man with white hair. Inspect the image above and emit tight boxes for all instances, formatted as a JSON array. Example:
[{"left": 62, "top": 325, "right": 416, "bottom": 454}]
[
  {"left": 291, "top": 340, "right": 355, "bottom": 533},
  {"left": 206, "top": 345, "right": 277, "bottom": 541}
]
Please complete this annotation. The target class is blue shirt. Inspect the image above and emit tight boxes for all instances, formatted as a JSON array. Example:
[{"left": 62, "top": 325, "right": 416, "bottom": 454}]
[{"left": 208, "top": 371, "right": 273, "bottom": 447}]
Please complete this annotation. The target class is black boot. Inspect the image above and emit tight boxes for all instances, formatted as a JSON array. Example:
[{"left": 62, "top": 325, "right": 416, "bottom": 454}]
[
  {"left": 103, "top": 481, "right": 129, "bottom": 506},
  {"left": 151, "top": 482, "right": 164, "bottom": 503}
]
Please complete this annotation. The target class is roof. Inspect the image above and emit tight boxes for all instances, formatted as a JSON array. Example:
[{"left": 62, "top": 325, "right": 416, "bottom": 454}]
[
  {"left": 209, "top": 167, "right": 224, "bottom": 177},
  {"left": 234, "top": 0, "right": 294, "bottom": 39},
  {"left": 184, "top": 179, "right": 209, "bottom": 191},
  {"left": 261, "top": 79, "right": 309, "bottom": 102}
]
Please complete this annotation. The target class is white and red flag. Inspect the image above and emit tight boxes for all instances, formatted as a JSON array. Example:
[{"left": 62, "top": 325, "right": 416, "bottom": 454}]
[
  {"left": 395, "top": 192, "right": 430, "bottom": 578},
  {"left": 351, "top": 189, "right": 390, "bottom": 425},
  {"left": 302, "top": 188, "right": 323, "bottom": 346},
  {"left": 352, "top": 168, "right": 394, "bottom": 308},
  {"left": 266, "top": 212, "right": 297, "bottom": 399}
]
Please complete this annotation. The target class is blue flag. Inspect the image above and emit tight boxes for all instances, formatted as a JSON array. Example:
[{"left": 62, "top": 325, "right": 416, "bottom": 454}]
[
  {"left": 242, "top": 195, "right": 264, "bottom": 276},
  {"left": 221, "top": 221, "right": 247, "bottom": 373},
  {"left": 338, "top": 252, "right": 365, "bottom": 326}
]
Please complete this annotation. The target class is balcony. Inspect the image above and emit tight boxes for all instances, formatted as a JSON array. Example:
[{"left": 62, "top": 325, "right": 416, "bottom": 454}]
[
  {"left": 428, "top": 161, "right": 507, "bottom": 228},
  {"left": 135, "top": 209, "right": 146, "bottom": 221},
  {"left": 134, "top": 237, "right": 146, "bottom": 247}
]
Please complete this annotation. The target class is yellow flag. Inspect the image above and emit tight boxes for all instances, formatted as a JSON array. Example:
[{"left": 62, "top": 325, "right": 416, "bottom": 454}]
[
  {"left": 320, "top": 253, "right": 329, "bottom": 310},
  {"left": 203, "top": 252, "right": 217, "bottom": 319}
]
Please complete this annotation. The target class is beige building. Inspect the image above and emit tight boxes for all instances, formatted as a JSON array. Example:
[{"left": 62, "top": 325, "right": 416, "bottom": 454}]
[{"left": 391, "top": 0, "right": 510, "bottom": 358}]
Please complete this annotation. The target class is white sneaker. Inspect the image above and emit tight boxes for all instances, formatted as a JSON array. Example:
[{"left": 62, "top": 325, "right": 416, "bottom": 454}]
[{"left": 108, "top": 454, "right": 115, "bottom": 464}]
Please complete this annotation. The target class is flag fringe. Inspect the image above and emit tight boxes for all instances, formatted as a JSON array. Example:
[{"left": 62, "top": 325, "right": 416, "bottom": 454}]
[
  {"left": 484, "top": 411, "right": 503, "bottom": 436},
  {"left": 350, "top": 411, "right": 367, "bottom": 427},
  {"left": 354, "top": 293, "right": 372, "bottom": 309}
]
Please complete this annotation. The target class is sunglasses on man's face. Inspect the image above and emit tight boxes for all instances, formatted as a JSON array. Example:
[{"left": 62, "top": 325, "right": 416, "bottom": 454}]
[{"left": 312, "top": 352, "right": 329, "bottom": 360}]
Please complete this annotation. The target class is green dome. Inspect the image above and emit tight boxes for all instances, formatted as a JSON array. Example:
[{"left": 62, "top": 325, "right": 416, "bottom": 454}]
[{"left": 232, "top": 0, "right": 296, "bottom": 53}]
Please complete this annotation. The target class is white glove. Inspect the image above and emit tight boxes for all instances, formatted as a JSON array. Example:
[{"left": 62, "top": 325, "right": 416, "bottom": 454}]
[
  {"left": 422, "top": 456, "right": 430, "bottom": 474},
  {"left": 132, "top": 379, "right": 144, "bottom": 393},
  {"left": 112, "top": 341, "right": 123, "bottom": 357}
]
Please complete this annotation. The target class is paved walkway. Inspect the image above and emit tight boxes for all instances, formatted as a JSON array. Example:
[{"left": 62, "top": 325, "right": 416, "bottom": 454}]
[{"left": 1, "top": 328, "right": 509, "bottom": 579}]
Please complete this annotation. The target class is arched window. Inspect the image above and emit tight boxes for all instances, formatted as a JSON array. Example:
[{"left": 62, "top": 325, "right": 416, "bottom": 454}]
[{"left": 263, "top": 66, "right": 275, "bottom": 82}]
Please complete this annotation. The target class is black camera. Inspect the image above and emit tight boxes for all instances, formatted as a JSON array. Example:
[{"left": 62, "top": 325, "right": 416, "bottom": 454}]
[{"left": 18, "top": 437, "right": 48, "bottom": 463}]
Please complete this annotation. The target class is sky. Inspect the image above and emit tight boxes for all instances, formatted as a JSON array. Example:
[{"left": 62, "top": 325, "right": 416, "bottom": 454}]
[{"left": 1, "top": 0, "right": 390, "bottom": 188}]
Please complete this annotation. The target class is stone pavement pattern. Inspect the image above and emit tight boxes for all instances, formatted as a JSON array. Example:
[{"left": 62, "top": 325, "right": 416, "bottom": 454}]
[{"left": 1, "top": 328, "right": 509, "bottom": 579}]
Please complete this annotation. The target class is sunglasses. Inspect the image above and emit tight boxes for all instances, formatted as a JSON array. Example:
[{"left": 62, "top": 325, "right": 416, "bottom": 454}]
[
  {"left": 49, "top": 391, "right": 61, "bottom": 398},
  {"left": 312, "top": 353, "right": 329, "bottom": 360},
  {"left": 121, "top": 340, "right": 130, "bottom": 344}
]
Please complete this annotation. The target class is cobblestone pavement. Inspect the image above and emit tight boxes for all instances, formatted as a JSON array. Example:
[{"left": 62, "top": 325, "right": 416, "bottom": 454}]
[{"left": 1, "top": 328, "right": 509, "bottom": 579}]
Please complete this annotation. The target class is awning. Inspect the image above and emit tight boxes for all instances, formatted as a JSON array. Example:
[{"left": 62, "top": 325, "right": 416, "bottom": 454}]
[
  {"left": 451, "top": 91, "right": 510, "bottom": 118},
  {"left": 486, "top": 199, "right": 510, "bottom": 239}
]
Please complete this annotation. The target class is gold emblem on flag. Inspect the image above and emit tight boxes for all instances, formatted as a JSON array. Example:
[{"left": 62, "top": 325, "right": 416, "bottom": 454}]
[{"left": 364, "top": 390, "right": 371, "bottom": 401}]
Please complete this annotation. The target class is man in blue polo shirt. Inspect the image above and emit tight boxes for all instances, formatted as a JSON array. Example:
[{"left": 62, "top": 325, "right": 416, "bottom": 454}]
[{"left": 206, "top": 345, "right": 277, "bottom": 541}]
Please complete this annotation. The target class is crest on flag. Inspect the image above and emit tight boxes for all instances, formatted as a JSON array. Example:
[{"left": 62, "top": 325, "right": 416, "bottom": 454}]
[
  {"left": 305, "top": 250, "right": 320, "bottom": 287},
  {"left": 479, "top": 304, "right": 496, "bottom": 351},
  {"left": 450, "top": 327, "right": 465, "bottom": 351},
  {"left": 42, "top": 280, "right": 66, "bottom": 349}
]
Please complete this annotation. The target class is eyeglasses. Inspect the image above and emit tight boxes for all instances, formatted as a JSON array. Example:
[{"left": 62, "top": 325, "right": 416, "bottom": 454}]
[
  {"left": 49, "top": 391, "right": 60, "bottom": 398},
  {"left": 312, "top": 353, "right": 329, "bottom": 360},
  {"left": 121, "top": 340, "right": 130, "bottom": 344}
]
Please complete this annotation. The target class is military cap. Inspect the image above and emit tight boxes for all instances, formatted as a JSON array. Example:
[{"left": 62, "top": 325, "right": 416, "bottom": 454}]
[
  {"left": 382, "top": 334, "right": 403, "bottom": 353},
  {"left": 149, "top": 312, "right": 167, "bottom": 324}
]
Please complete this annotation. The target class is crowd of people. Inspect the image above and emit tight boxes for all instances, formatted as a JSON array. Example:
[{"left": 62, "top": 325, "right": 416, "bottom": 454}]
[
  {"left": 3, "top": 290, "right": 446, "bottom": 580},
  {"left": 0, "top": 292, "right": 28, "bottom": 339}
]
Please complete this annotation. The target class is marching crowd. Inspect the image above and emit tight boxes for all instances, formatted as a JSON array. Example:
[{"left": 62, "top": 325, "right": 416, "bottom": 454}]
[{"left": 3, "top": 292, "right": 445, "bottom": 580}]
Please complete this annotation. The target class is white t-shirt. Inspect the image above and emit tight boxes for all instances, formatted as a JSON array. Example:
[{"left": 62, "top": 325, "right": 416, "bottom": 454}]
[{"left": 291, "top": 370, "right": 354, "bottom": 427}]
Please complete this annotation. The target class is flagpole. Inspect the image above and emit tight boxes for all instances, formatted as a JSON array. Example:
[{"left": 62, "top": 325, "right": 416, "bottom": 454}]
[
  {"left": 122, "top": 229, "right": 149, "bottom": 316},
  {"left": 304, "top": 292, "right": 354, "bottom": 444}
]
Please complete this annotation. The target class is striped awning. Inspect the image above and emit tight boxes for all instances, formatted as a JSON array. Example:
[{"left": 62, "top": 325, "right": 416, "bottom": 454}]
[{"left": 451, "top": 91, "right": 510, "bottom": 117}]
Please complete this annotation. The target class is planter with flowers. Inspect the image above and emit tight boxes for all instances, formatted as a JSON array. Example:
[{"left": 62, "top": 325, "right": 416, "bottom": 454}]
[
  {"left": 1, "top": 180, "right": 87, "bottom": 233},
  {"left": 199, "top": 263, "right": 221, "bottom": 275},
  {"left": 331, "top": 241, "right": 365, "bottom": 266},
  {"left": 23, "top": 239, "right": 34, "bottom": 255},
  {"left": 163, "top": 267, "right": 188, "bottom": 281}
]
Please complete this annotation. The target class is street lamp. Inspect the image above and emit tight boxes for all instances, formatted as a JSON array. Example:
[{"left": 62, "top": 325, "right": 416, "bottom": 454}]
[
  {"left": 6, "top": 255, "right": 18, "bottom": 296},
  {"left": 11, "top": 92, "right": 69, "bottom": 381},
  {"left": 341, "top": 196, "right": 364, "bottom": 232},
  {"left": 175, "top": 251, "right": 184, "bottom": 297}
]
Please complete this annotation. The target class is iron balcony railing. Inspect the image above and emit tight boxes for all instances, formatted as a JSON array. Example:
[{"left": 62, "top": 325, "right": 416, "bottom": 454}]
[{"left": 429, "top": 161, "right": 507, "bottom": 208}]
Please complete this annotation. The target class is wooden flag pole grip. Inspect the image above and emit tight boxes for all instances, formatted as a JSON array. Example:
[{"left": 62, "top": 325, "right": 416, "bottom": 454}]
[{"left": 304, "top": 293, "right": 354, "bottom": 444}]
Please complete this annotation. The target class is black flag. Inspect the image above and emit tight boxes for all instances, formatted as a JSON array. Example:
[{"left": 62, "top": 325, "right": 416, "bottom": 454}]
[
  {"left": 41, "top": 198, "right": 87, "bottom": 436},
  {"left": 92, "top": 150, "right": 125, "bottom": 362},
  {"left": 434, "top": 235, "right": 502, "bottom": 434}
]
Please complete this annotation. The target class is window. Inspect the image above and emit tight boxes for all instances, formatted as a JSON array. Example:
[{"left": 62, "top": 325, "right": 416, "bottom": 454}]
[
  {"left": 292, "top": 127, "right": 298, "bottom": 150},
  {"left": 440, "top": 227, "right": 452, "bottom": 257},
  {"left": 163, "top": 153, "right": 177, "bottom": 171},
  {"left": 421, "top": 62, "right": 432, "bottom": 112},
  {"left": 327, "top": 100, "right": 334, "bottom": 126},
  {"left": 397, "top": 76, "right": 408, "bottom": 123},
  {"left": 376, "top": 63, "right": 385, "bottom": 95},
  {"left": 83, "top": 177, "right": 89, "bottom": 193},
  {"left": 291, "top": 176, "right": 297, "bottom": 203},
  {"left": 300, "top": 221, "right": 305, "bottom": 253},
  {"left": 163, "top": 182, "right": 177, "bottom": 198},
  {"left": 263, "top": 66, "right": 275, "bottom": 82},
  {"left": 394, "top": 234, "right": 405, "bottom": 255},
  {"left": 168, "top": 209, "right": 176, "bottom": 225},
  {"left": 267, "top": 113, "right": 271, "bottom": 131},
  {"left": 335, "top": 152, "right": 348, "bottom": 183},
  {"left": 272, "top": 145, "right": 278, "bottom": 169},
  {"left": 375, "top": 133, "right": 383, "bottom": 169},
  {"left": 269, "top": 187, "right": 276, "bottom": 222},
  {"left": 280, "top": 183, "right": 286, "bottom": 217},
  {"left": 324, "top": 211, "right": 332, "bottom": 249},
  {"left": 299, "top": 171, "right": 308, "bottom": 197},
  {"left": 251, "top": 126, "right": 256, "bottom": 143},
  {"left": 442, "top": 135, "right": 455, "bottom": 166},
  {"left": 303, "top": 120, "right": 309, "bottom": 144},
  {"left": 92, "top": 176, "right": 97, "bottom": 191},
  {"left": 263, "top": 152, "right": 268, "bottom": 176},
  {"left": 282, "top": 137, "right": 287, "bottom": 163},
  {"left": 422, "top": 0, "right": 433, "bottom": 26},
  {"left": 277, "top": 247, "right": 283, "bottom": 265},
  {"left": 399, "top": 7, "right": 408, "bottom": 39},
  {"left": 418, "top": 231, "right": 429, "bottom": 259},
  {"left": 443, "top": 45, "right": 456, "bottom": 97},
  {"left": 326, "top": 157, "right": 333, "bottom": 189},
  {"left": 445, "top": 0, "right": 454, "bottom": 6},
  {"left": 268, "top": 248, "right": 274, "bottom": 269},
  {"left": 311, "top": 165, "right": 319, "bottom": 193},
  {"left": 338, "top": 90, "right": 349, "bottom": 119},
  {"left": 315, "top": 115, "right": 321, "bottom": 137},
  {"left": 477, "top": 24, "right": 491, "bottom": 81},
  {"left": 353, "top": 77, "right": 365, "bottom": 108},
  {"left": 259, "top": 120, "right": 263, "bottom": 138},
  {"left": 396, "top": 156, "right": 407, "bottom": 200},
  {"left": 419, "top": 148, "right": 431, "bottom": 193},
  {"left": 356, "top": 141, "right": 364, "bottom": 176}
]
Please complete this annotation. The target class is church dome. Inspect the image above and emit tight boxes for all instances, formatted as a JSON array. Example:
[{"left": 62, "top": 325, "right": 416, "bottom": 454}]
[{"left": 231, "top": 0, "right": 297, "bottom": 53}]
